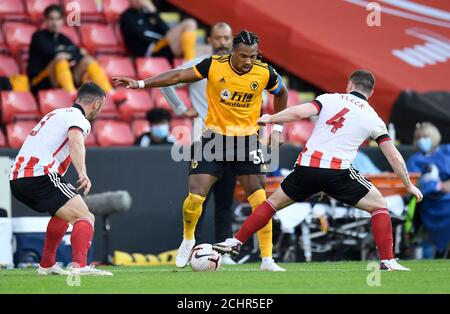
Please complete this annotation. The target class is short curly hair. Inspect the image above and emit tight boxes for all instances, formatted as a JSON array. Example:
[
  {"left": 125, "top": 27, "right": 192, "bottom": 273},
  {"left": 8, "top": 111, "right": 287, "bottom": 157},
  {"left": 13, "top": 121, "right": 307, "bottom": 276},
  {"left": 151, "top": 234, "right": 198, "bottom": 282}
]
[{"left": 146, "top": 108, "right": 172, "bottom": 124}]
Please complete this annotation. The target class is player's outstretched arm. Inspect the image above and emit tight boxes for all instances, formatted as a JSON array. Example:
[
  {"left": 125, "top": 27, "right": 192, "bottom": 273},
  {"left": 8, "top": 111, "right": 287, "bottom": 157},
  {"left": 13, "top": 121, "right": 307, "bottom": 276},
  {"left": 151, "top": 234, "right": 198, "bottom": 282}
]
[
  {"left": 112, "top": 68, "right": 201, "bottom": 89},
  {"left": 273, "top": 84, "right": 288, "bottom": 114},
  {"left": 68, "top": 129, "right": 91, "bottom": 195},
  {"left": 258, "top": 102, "right": 319, "bottom": 125},
  {"left": 379, "top": 140, "right": 423, "bottom": 202}
]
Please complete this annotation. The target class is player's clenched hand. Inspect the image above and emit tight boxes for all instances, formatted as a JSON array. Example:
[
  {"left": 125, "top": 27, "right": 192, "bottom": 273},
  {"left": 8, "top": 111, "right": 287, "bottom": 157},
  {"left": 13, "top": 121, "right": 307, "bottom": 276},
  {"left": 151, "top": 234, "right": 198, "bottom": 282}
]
[
  {"left": 77, "top": 173, "right": 92, "bottom": 196},
  {"left": 257, "top": 114, "right": 272, "bottom": 126},
  {"left": 112, "top": 77, "right": 139, "bottom": 89},
  {"left": 407, "top": 184, "right": 423, "bottom": 202},
  {"left": 269, "top": 129, "right": 283, "bottom": 149}
]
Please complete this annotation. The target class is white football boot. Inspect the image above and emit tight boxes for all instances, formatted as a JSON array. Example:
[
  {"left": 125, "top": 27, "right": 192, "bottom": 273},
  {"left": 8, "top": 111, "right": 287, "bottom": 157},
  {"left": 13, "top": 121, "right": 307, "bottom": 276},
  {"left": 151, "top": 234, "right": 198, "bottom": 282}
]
[
  {"left": 36, "top": 264, "right": 70, "bottom": 276},
  {"left": 176, "top": 239, "right": 195, "bottom": 268},
  {"left": 213, "top": 238, "right": 242, "bottom": 256},
  {"left": 70, "top": 265, "right": 113, "bottom": 276},
  {"left": 380, "top": 259, "right": 410, "bottom": 271},
  {"left": 260, "top": 258, "right": 286, "bottom": 272}
]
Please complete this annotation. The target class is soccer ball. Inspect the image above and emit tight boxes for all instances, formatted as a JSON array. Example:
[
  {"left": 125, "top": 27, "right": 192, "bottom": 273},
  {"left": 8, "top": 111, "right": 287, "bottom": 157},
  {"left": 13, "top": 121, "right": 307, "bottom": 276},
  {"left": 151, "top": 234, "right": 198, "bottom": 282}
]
[{"left": 189, "top": 244, "right": 222, "bottom": 272}]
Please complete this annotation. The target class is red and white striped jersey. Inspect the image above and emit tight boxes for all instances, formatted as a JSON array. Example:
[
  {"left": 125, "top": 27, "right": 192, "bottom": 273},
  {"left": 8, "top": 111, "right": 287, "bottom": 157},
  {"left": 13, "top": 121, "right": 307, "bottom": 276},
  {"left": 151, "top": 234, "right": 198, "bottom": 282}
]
[
  {"left": 297, "top": 91, "right": 390, "bottom": 170},
  {"left": 10, "top": 105, "right": 90, "bottom": 180}
]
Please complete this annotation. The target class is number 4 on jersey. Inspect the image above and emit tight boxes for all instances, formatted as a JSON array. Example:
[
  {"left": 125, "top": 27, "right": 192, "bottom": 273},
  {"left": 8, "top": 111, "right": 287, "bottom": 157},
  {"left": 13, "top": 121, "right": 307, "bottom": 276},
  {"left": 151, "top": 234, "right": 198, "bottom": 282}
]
[{"left": 326, "top": 108, "right": 350, "bottom": 133}]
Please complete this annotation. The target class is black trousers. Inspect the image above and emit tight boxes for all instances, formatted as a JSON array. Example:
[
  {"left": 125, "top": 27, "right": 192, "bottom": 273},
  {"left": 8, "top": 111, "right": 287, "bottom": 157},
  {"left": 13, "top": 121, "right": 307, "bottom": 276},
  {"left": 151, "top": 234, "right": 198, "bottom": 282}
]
[{"left": 196, "top": 165, "right": 236, "bottom": 243}]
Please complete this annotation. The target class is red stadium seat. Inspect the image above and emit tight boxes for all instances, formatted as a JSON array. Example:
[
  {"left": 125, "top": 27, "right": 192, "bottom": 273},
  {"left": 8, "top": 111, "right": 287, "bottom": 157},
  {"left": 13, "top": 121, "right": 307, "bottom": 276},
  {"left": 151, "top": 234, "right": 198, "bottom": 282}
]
[
  {"left": 0, "top": 29, "right": 7, "bottom": 53},
  {"left": 80, "top": 23, "right": 123, "bottom": 54},
  {"left": 170, "top": 118, "right": 192, "bottom": 145},
  {"left": 0, "top": 129, "right": 6, "bottom": 147},
  {"left": 85, "top": 131, "right": 97, "bottom": 147},
  {"left": 26, "top": 0, "right": 60, "bottom": 23},
  {"left": 176, "top": 89, "right": 193, "bottom": 108},
  {"left": 99, "top": 94, "right": 119, "bottom": 119},
  {"left": 285, "top": 119, "right": 315, "bottom": 146},
  {"left": 97, "top": 55, "right": 136, "bottom": 79},
  {"left": 173, "top": 58, "right": 185, "bottom": 69},
  {"left": 0, "top": 0, "right": 26, "bottom": 21},
  {"left": 94, "top": 120, "right": 134, "bottom": 146},
  {"left": 103, "top": 0, "right": 129, "bottom": 23},
  {"left": 152, "top": 88, "right": 186, "bottom": 113},
  {"left": 131, "top": 119, "right": 150, "bottom": 137},
  {"left": 61, "top": 25, "right": 81, "bottom": 46},
  {"left": 0, "top": 55, "right": 20, "bottom": 76},
  {"left": 1, "top": 91, "right": 40, "bottom": 123},
  {"left": 117, "top": 89, "right": 153, "bottom": 121},
  {"left": 63, "top": 0, "right": 103, "bottom": 22},
  {"left": 3, "top": 23, "right": 37, "bottom": 55},
  {"left": 6, "top": 121, "right": 38, "bottom": 148},
  {"left": 287, "top": 89, "right": 301, "bottom": 107},
  {"left": 136, "top": 57, "right": 172, "bottom": 79},
  {"left": 38, "top": 89, "right": 74, "bottom": 115}
]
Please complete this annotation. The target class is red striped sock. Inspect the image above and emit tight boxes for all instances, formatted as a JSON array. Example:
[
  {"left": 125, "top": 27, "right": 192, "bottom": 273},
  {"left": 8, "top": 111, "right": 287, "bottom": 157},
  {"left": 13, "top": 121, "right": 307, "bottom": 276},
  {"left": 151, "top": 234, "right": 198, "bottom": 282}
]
[
  {"left": 235, "top": 200, "right": 276, "bottom": 243},
  {"left": 71, "top": 219, "right": 94, "bottom": 267},
  {"left": 371, "top": 208, "right": 394, "bottom": 260},
  {"left": 40, "top": 216, "right": 69, "bottom": 268}
]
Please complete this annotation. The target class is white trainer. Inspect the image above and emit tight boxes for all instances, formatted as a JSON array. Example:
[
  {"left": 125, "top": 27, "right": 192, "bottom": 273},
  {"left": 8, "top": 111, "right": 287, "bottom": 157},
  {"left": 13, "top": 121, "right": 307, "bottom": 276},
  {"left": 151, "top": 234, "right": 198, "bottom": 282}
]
[
  {"left": 221, "top": 254, "right": 237, "bottom": 265},
  {"left": 70, "top": 265, "right": 114, "bottom": 276},
  {"left": 380, "top": 259, "right": 410, "bottom": 271},
  {"left": 176, "top": 239, "right": 195, "bottom": 268},
  {"left": 36, "top": 264, "right": 70, "bottom": 276},
  {"left": 260, "top": 258, "right": 286, "bottom": 272}
]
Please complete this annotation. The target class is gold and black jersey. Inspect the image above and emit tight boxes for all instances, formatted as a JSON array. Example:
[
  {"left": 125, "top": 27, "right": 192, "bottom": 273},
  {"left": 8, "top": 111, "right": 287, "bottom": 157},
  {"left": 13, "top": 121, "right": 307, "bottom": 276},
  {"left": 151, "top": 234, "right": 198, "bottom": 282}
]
[{"left": 193, "top": 54, "right": 282, "bottom": 136}]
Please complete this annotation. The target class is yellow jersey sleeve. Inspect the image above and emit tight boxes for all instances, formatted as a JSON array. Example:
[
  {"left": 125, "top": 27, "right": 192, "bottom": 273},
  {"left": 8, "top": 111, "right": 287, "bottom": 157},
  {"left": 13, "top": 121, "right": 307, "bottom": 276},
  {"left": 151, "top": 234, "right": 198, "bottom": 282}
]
[
  {"left": 193, "top": 57, "right": 212, "bottom": 79},
  {"left": 266, "top": 65, "right": 283, "bottom": 95}
]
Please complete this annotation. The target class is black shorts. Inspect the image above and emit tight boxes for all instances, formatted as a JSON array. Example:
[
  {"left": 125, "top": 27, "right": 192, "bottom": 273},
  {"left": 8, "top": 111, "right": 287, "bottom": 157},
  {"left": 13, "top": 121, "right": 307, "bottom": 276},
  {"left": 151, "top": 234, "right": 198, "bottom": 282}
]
[
  {"left": 10, "top": 173, "right": 78, "bottom": 216},
  {"left": 189, "top": 132, "right": 265, "bottom": 178},
  {"left": 280, "top": 165, "right": 372, "bottom": 206},
  {"left": 153, "top": 45, "right": 174, "bottom": 65},
  {"left": 31, "top": 77, "right": 52, "bottom": 95}
]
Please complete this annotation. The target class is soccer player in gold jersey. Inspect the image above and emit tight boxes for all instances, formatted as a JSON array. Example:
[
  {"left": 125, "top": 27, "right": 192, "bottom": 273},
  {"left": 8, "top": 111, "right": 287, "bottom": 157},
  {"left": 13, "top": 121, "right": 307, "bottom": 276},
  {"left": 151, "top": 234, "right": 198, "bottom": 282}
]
[{"left": 113, "top": 30, "right": 288, "bottom": 271}]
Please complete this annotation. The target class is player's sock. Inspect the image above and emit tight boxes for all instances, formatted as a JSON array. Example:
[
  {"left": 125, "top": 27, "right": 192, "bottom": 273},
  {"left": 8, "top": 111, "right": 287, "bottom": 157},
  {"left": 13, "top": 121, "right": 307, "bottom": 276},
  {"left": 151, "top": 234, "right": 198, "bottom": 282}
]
[
  {"left": 71, "top": 217, "right": 94, "bottom": 268},
  {"left": 182, "top": 193, "right": 206, "bottom": 240},
  {"left": 40, "top": 216, "right": 69, "bottom": 268},
  {"left": 235, "top": 200, "right": 276, "bottom": 243},
  {"left": 180, "top": 31, "right": 197, "bottom": 60},
  {"left": 55, "top": 59, "right": 76, "bottom": 93},
  {"left": 371, "top": 208, "right": 394, "bottom": 260},
  {"left": 86, "top": 61, "right": 113, "bottom": 93},
  {"left": 248, "top": 189, "right": 273, "bottom": 258}
]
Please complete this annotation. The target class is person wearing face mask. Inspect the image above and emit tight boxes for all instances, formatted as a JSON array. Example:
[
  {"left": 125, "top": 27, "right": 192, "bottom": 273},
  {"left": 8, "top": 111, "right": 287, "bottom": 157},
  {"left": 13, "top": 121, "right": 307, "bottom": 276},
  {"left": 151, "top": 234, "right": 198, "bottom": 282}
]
[
  {"left": 407, "top": 122, "right": 450, "bottom": 258},
  {"left": 135, "top": 108, "right": 175, "bottom": 147}
]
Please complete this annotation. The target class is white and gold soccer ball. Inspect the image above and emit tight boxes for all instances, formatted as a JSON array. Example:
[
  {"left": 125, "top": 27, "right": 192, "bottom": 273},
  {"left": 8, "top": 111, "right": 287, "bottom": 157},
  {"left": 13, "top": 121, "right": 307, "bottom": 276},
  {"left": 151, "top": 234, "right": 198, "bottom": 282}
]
[{"left": 189, "top": 244, "right": 222, "bottom": 272}]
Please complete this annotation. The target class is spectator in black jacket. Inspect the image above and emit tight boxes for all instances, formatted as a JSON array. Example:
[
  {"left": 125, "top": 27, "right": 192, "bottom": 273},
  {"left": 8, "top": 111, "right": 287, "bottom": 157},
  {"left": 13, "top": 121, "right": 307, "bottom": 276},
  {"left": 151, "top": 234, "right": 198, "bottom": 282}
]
[
  {"left": 28, "top": 5, "right": 114, "bottom": 96},
  {"left": 135, "top": 108, "right": 175, "bottom": 147},
  {"left": 120, "top": 0, "right": 197, "bottom": 63}
]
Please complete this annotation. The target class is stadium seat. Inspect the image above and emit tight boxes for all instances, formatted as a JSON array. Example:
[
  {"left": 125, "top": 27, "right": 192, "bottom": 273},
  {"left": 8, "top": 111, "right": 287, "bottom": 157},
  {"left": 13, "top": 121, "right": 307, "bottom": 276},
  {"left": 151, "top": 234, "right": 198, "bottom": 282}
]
[
  {"left": 85, "top": 131, "right": 97, "bottom": 147},
  {"left": 63, "top": 0, "right": 103, "bottom": 22},
  {"left": 26, "top": 0, "right": 60, "bottom": 23},
  {"left": 80, "top": 23, "right": 124, "bottom": 54},
  {"left": 0, "top": 29, "right": 7, "bottom": 53},
  {"left": 38, "top": 89, "right": 74, "bottom": 115},
  {"left": 152, "top": 88, "right": 191, "bottom": 113},
  {"left": 136, "top": 57, "right": 172, "bottom": 79},
  {"left": 170, "top": 118, "right": 192, "bottom": 145},
  {"left": 173, "top": 58, "right": 185, "bottom": 69},
  {"left": 103, "top": 0, "right": 129, "bottom": 23},
  {"left": 1, "top": 91, "right": 40, "bottom": 123},
  {"left": 99, "top": 95, "right": 119, "bottom": 119},
  {"left": 0, "top": 55, "right": 20, "bottom": 76},
  {"left": 3, "top": 23, "right": 37, "bottom": 55},
  {"left": 94, "top": 120, "right": 134, "bottom": 146},
  {"left": 97, "top": 55, "right": 136, "bottom": 79},
  {"left": 0, "top": 129, "right": 6, "bottom": 147},
  {"left": 287, "top": 89, "right": 301, "bottom": 107},
  {"left": 285, "top": 119, "right": 315, "bottom": 146},
  {"left": 0, "top": 0, "right": 27, "bottom": 21},
  {"left": 6, "top": 121, "right": 38, "bottom": 148},
  {"left": 131, "top": 119, "right": 150, "bottom": 137},
  {"left": 61, "top": 25, "right": 81, "bottom": 46},
  {"left": 117, "top": 89, "right": 153, "bottom": 121}
]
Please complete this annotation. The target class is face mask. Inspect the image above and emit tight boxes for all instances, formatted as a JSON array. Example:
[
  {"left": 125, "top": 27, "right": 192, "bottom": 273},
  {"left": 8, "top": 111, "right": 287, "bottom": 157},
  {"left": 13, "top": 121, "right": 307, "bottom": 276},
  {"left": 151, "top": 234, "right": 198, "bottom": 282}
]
[
  {"left": 417, "top": 137, "right": 433, "bottom": 153},
  {"left": 151, "top": 124, "right": 169, "bottom": 139}
]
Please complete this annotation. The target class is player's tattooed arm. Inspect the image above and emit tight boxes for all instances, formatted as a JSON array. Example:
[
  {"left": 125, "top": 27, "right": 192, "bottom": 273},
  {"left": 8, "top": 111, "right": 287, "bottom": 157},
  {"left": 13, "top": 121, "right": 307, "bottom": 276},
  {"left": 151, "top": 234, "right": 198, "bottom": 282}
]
[
  {"left": 112, "top": 68, "right": 201, "bottom": 89},
  {"left": 379, "top": 141, "right": 423, "bottom": 202}
]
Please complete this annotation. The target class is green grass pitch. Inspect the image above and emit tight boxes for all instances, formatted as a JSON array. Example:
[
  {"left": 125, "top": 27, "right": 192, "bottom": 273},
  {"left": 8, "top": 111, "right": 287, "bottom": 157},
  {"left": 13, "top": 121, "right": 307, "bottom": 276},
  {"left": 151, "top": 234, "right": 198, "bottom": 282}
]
[{"left": 1, "top": 260, "right": 449, "bottom": 294}]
